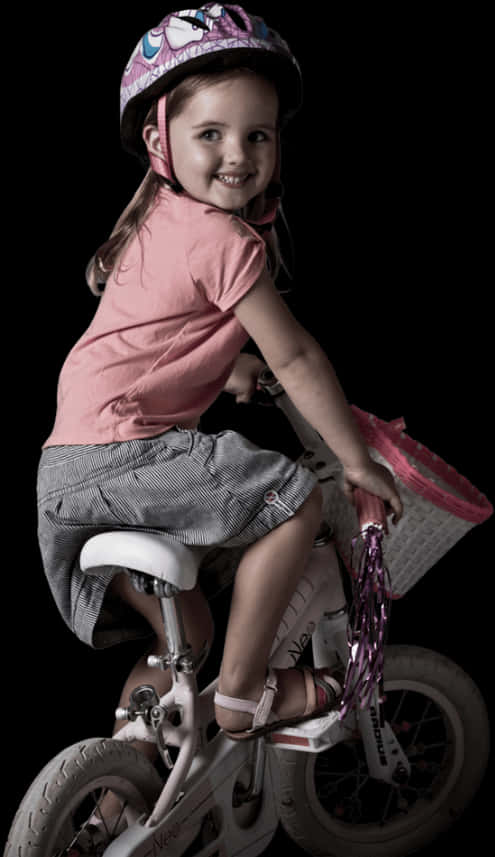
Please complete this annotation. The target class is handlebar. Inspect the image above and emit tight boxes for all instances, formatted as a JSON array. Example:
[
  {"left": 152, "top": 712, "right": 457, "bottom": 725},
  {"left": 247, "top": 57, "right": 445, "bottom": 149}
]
[{"left": 353, "top": 487, "right": 388, "bottom": 534}]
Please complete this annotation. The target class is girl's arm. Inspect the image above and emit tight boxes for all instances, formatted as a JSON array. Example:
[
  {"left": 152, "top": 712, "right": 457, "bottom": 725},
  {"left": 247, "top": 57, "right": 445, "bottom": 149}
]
[{"left": 233, "top": 269, "right": 403, "bottom": 521}]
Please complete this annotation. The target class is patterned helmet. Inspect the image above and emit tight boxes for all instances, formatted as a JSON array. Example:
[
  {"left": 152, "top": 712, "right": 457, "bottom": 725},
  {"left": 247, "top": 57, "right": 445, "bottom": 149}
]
[{"left": 120, "top": 4, "right": 303, "bottom": 160}]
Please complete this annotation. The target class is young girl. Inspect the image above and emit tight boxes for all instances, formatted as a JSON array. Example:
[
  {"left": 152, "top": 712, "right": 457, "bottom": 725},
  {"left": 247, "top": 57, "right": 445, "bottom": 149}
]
[{"left": 37, "top": 3, "right": 402, "bottom": 757}]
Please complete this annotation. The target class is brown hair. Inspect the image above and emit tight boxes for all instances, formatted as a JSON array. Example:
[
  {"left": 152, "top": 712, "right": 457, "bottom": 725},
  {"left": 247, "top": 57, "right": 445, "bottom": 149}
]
[{"left": 87, "top": 66, "right": 284, "bottom": 296}]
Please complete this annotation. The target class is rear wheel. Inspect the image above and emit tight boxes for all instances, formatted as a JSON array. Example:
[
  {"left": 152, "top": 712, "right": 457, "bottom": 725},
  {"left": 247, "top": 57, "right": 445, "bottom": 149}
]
[
  {"left": 5, "top": 737, "right": 163, "bottom": 856},
  {"left": 277, "top": 645, "right": 490, "bottom": 856}
]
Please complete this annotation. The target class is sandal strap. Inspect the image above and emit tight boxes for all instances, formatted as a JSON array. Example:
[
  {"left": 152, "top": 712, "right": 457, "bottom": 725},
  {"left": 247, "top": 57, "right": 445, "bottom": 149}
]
[
  {"left": 214, "top": 691, "right": 258, "bottom": 716},
  {"left": 314, "top": 672, "right": 342, "bottom": 705},
  {"left": 214, "top": 668, "right": 279, "bottom": 729},
  {"left": 296, "top": 666, "right": 316, "bottom": 716},
  {"left": 253, "top": 668, "right": 278, "bottom": 729},
  {"left": 296, "top": 666, "right": 343, "bottom": 714}
]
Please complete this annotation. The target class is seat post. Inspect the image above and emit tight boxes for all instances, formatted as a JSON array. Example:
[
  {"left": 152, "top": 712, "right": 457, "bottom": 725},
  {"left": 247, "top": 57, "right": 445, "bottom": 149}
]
[{"left": 153, "top": 580, "right": 192, "bottom": 668}]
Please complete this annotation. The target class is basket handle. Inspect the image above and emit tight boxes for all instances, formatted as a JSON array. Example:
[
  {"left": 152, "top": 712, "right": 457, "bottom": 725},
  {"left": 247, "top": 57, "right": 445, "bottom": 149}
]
[{"left": 353, "top": 487, "right": 388, "bottom": 534}]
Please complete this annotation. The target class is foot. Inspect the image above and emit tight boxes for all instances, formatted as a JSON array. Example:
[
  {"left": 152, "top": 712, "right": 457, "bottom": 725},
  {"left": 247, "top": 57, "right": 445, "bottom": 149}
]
[{"left": 215, "top": 666, "right": 342, "bottom": 737}]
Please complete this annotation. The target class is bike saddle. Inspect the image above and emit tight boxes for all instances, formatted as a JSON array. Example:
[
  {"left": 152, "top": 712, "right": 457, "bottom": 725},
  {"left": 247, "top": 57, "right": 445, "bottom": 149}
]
[{"left": 80, "top": 530, "right": 201, "bottom": 591}]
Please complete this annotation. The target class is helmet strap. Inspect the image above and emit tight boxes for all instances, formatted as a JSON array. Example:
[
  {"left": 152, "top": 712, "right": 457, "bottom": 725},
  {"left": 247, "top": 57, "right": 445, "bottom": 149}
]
[{"left": 146, "top": 94, "right": 183, "bottom": 193}]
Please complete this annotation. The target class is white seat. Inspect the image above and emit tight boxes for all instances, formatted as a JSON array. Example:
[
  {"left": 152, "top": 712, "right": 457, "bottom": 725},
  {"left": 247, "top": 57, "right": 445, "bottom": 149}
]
[{"left": 80, "top": 531, "right": 202, "bottom": 591}]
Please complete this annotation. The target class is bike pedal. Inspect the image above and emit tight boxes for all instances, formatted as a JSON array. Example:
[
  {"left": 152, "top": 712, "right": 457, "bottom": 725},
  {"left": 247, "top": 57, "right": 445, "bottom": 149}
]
[{"left": 266, "top": 709, "right": 343, "bottom": 753}]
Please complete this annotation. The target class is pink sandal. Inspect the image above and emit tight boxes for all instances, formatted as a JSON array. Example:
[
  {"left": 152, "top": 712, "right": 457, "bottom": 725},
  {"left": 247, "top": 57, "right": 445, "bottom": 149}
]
[{"left": 214, "top": 666, "right": 343, "bottom": 742}]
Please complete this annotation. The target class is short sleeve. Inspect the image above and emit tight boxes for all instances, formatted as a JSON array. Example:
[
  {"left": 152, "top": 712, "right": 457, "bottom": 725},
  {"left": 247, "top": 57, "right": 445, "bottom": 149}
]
[{"left": 187, "top": 210, "right": 267, "bottom": 312}]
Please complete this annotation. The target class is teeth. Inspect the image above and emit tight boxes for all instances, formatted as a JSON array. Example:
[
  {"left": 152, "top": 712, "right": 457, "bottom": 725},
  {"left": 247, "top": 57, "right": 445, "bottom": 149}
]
[{"left": 216, "top": 174, "right": 249, "bottom": 186}]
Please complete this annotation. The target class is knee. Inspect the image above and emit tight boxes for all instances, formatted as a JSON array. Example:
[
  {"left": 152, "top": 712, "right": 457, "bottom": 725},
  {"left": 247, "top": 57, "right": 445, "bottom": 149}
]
[{"left": 288, "top": 482, "right": 323, "bottom": 543}]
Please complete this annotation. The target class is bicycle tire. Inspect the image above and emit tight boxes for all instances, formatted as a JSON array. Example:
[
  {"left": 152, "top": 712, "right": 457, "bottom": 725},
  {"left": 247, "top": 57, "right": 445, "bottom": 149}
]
[
  {"left": 276, "top": 645, "right": 490, "bottom": 857},
  {"left": 4, "top": 737, "right": 163, "bottom": 856}
]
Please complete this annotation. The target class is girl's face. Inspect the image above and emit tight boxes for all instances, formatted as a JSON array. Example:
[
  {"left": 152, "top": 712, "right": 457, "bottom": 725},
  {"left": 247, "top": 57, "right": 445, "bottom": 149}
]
[{"left": 167, "top": 74, "right": 279, "bottom": 211}]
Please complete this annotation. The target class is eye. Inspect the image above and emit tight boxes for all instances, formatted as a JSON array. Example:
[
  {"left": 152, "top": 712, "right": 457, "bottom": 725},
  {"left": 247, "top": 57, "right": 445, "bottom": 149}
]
[
  {"left": 200, "top": 129, "right": 221, "bottom": 141},
  {"left": 249, "top": 130, "right": 269, "bottom": 142}
]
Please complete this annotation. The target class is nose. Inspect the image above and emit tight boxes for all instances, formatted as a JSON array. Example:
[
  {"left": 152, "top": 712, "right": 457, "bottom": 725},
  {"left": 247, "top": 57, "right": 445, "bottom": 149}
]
[{"left": 224, "top": 134, "right": 251, "bottom": 167}]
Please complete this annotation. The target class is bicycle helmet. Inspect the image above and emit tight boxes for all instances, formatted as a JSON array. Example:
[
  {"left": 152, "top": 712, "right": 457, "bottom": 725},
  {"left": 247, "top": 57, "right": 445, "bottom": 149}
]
[{"left": 120, "top": 4, "right": 303, "bottom": 228}]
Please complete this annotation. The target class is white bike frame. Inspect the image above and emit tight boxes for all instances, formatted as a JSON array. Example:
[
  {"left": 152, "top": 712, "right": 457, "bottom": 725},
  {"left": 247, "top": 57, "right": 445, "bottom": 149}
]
[{"left": 100, "top": 371, "right": 410, "bottom": 857}]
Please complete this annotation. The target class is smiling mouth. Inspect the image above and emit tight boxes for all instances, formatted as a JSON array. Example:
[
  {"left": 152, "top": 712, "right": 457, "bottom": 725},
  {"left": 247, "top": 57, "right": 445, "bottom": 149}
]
[{"left": 214, "top": 173, "right": 252, "bottom": 187}]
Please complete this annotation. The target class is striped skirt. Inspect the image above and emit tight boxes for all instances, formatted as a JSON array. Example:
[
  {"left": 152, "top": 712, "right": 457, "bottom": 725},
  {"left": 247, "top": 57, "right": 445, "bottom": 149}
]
[{"left": 36, "top": 425, "right": 317, "bottom": 648}]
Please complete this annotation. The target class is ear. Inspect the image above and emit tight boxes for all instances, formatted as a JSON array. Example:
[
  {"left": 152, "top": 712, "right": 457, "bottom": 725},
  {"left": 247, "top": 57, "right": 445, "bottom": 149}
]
[{"left": 142, "top": 124, "right": 165, "bottom": 162}]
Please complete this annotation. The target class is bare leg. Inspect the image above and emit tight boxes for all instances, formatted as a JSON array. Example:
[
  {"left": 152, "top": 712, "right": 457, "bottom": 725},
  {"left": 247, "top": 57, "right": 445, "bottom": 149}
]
[{"left": 216, "top": 484, "right": 324, "bottom": 733}]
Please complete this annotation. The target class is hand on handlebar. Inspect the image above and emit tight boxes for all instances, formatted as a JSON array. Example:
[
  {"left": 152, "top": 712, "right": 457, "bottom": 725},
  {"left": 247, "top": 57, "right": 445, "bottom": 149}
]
[{"left": 342, "top": 460, "right": 404, "bottom": 527}]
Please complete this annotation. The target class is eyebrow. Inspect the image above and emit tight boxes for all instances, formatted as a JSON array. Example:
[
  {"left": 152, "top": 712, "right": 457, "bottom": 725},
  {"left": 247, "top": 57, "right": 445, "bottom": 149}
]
[{"left": 192, "top": 120, "right": 276, "bottom": 130}]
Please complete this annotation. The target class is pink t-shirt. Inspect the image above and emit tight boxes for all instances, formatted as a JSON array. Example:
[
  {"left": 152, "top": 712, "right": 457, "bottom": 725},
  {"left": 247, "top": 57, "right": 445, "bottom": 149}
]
[{"left": 43, "top": 188, "right": 267, "bottom": 446}]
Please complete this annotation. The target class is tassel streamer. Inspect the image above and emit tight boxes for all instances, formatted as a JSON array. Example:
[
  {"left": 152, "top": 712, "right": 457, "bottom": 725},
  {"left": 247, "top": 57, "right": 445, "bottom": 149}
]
[{"left": 339, "top": 522, "right": 392, "bottom": 719}]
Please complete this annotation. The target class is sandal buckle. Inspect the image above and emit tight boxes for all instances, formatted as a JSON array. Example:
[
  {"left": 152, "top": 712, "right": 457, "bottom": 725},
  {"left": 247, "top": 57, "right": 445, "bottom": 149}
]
[{"left": 264, "top": 668, "right": 278, "bottom": 693}]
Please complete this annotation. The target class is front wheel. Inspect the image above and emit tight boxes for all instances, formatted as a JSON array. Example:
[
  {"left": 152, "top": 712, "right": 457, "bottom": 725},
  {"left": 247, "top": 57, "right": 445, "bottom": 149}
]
[
  {"left": 277, "top": 645, "right": 490, "bottom": 857},
  {"left": 4, "top": 737, "right": 163, "bottom": 856}
]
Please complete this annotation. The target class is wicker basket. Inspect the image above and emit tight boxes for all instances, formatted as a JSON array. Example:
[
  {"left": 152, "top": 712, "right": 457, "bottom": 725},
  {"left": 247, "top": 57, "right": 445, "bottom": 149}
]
[{"left": 321, "top": 406, "right": 493, "bottom": 598}]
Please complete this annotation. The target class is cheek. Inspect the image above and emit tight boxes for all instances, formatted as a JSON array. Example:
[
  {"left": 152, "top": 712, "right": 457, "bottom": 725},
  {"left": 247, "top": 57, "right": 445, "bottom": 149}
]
[
  {"left": 268, "top": 145, "right": 278, "bottom": 173},
  {"left": 257, "top": 145, "right": 277, "bottom": 180},
  {"left": 192, "top": 147, "right": 217, "bottom": 177},
  {"left": 179, "top": 146, "right": 216, "bottom": 184},
  {"left": 169, "top": 129, "right": 207, "bottom": 182}
]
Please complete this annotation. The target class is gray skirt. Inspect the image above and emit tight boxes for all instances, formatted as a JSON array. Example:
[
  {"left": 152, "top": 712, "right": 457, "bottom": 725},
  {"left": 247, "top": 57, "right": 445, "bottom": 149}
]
[{"left": 36, "top": 425, "right": 317, "bottom": 649}]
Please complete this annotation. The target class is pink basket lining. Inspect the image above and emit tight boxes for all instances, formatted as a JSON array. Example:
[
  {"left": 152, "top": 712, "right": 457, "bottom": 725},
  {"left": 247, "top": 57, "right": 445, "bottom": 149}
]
[{"left": 351, "top": 406, "right": 493, "bottom": 525}]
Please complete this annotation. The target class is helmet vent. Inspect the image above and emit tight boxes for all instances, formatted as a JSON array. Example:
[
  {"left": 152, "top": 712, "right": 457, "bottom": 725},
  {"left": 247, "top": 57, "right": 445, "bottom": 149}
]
[
  {"left": 178, "top": 15, "right": 210, "bottom": 31},
  {"left": 224, "top": 7, "right": 248, "bottom": 31}
]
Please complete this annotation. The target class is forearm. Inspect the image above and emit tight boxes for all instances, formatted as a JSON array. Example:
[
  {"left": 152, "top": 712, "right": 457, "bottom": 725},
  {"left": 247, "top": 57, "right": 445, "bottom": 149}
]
[{"left": 276, "top": 345, "right": 370, "bottom": 470}]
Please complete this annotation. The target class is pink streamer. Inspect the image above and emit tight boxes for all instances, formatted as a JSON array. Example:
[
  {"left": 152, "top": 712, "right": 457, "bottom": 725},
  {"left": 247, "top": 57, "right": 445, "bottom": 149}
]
[{"left": 339, "top": 518, "right": 392, "bottom": 720}]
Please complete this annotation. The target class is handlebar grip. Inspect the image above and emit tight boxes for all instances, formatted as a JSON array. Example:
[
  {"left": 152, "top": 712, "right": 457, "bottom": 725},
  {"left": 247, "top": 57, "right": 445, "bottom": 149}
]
[{"left": 353, "top": 487, "right": 388, "bottom": 533}]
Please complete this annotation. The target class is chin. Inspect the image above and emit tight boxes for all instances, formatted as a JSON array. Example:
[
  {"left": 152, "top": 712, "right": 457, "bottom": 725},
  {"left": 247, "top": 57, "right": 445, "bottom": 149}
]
[{"left": 184, "top": 182, "right": 260, "bottom": 213}]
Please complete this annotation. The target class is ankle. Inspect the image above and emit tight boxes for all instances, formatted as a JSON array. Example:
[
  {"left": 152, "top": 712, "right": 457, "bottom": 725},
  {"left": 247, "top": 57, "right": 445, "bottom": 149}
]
[{"left": 218, "top": 671, "right": 266, "bottom": 703}]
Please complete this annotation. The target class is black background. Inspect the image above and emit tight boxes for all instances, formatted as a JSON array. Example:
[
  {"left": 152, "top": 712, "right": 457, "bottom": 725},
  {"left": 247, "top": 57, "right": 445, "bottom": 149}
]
[{"left": 4, "top": 3, "right": 492, "bottom": 854}]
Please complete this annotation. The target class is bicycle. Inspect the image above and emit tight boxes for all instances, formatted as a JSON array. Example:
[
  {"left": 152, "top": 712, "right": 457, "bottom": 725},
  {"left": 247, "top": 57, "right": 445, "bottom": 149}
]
[{"left": 5, "top": 370, "right": 491, "bottom": 857}]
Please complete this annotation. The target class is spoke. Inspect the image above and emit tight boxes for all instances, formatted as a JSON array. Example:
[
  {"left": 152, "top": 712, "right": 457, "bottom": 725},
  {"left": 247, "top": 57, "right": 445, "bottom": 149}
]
[
  {"left": 317, "top": 769, "right": 361, "bottom": 798},
  {"left": 410, "top": 699, "right": 433, "bottom": 746},
  {"left": 409, "top": 714, "right": 444, "bottom": 727},
  {"left": 316, "top": 754, "right": 370, "bottom": 806},
  {"left": 54, "top": 843, "right": 74, "bottom": 857},
  {"left": 380, "top": 785, "right": 397, "bottom": 826},
  {"left": 315, "top": 768, "right": 357, "bottom": 786},
  {"left": 92, "top": 788, "right": 112, "bottom": 837},
  {"left": 389, "top": 689, "right": 408, "bottom": 723},
  {"left": 348, "top": 791, "right": 365, "bottom": 824},
  {"left": 403, "top": 714, "right": 444, "bottom": 732},
  {"left": 349, "top": 769, "right": 370, "bottom": 802},
  {"left": 58, "top": 789, "right": 108, "bottom": 856},
  {"left": 315, "top": 768, "right": 356, "bottom": 779},
  {"left": 111, "top": 799, "right": 128, "bottom": 836},
  {"left": 60, "top": 831, "right": 79, "bottom": 854},
  {"left": 408, "top": 740, "right": 449, "bottom": 758}
]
